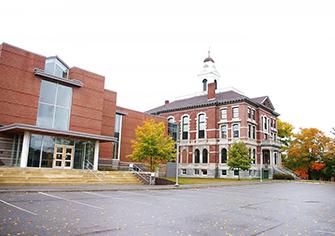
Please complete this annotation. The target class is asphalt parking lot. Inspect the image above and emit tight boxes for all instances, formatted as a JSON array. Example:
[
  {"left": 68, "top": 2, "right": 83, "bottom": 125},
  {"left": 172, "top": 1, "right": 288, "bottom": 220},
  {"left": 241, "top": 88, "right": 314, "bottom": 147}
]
[{"left": 0, "top": 182, "right": 334, "bottom": 236}]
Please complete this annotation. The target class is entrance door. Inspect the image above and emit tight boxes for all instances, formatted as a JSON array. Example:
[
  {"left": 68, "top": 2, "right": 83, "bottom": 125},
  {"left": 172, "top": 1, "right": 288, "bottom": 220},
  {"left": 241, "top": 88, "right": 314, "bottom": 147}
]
[
  {"left": 53, "top": 145, "right": 74, "bottom": 169},
  {"left": 263, "top": 170, "right": 269, "bottom": 179}
]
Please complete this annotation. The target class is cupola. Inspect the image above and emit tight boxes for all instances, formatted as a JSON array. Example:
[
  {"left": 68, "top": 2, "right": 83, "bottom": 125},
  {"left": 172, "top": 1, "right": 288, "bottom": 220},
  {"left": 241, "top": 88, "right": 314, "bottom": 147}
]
[{"left": 198, "top": 50, "right": 221, "bottom": 92}]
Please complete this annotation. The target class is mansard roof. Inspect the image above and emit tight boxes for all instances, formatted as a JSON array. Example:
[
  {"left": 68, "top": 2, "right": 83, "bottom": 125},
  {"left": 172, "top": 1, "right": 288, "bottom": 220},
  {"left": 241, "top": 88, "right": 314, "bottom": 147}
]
[{"left": 146, "top": 90, "right": 279, "bottom": 116}]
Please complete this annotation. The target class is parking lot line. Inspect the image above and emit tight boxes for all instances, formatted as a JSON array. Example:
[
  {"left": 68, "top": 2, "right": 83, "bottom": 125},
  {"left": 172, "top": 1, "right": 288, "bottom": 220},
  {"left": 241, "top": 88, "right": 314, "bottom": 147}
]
[
  {"left": 83, "top": 192, "right": 154, "bottom": 206},
  {"left": 38, "top": 192, "right": 104, "bottom": 210},
  {"left": 0, "top": 198, "right": 37, "bottom": 216}
]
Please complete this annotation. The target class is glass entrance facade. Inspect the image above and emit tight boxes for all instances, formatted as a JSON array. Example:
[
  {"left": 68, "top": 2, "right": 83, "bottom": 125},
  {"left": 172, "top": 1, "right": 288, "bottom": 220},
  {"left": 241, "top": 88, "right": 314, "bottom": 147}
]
[{"left": 18, "top": 134, "right": 96, "bottom": 169}]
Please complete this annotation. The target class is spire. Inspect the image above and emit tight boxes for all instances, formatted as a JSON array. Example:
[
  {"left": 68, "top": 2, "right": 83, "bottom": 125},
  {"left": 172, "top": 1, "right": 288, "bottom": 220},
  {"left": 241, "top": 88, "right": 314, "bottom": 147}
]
[{"left": 204, "top": 47, "right": 215, "bottom": 63}]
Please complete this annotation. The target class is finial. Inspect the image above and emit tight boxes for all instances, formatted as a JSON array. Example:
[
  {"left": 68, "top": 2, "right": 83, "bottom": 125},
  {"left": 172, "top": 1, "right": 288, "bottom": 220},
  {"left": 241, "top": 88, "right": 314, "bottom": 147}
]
[{"left": 208, "top": 47, "right": 211, "bottom": 58}]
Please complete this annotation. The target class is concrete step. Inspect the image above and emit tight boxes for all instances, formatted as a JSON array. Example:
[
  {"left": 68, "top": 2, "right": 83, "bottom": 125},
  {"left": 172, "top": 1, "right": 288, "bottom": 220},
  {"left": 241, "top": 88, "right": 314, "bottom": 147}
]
[{"left": 0, "top": 167, "right": 143, "bottom": 186}]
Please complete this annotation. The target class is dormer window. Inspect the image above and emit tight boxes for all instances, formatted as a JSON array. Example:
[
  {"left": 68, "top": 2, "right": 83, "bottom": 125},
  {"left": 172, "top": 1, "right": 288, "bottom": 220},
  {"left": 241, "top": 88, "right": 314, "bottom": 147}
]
[{"left": 44, "top": 57, "right": 69, "bottom": 79}]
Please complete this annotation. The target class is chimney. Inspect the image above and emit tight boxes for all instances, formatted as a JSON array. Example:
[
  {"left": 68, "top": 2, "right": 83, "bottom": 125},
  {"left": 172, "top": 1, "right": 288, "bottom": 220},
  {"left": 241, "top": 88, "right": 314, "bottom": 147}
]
[
  {"left": 207, "top": 82, "right": 215, "bottom": 100},
  {"left": 165, "top": 100, "right": 169, "bottom": 105}
]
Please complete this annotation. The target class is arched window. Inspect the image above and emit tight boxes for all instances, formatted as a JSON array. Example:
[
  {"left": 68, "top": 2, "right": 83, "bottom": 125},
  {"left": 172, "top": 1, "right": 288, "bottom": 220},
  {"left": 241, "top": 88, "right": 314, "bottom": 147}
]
[
  {"left": 202, "top": 149, "right": 208, "bottom": 163},
  {"left": 182, "top": 115, "right": 189, "bottom": 140},
  {"left": 194, "top": 149, "right": 200, "bottom": 163},
  {"left": 221, "top": 148, "right": 227, "bottom": 163},
  {"left": 198, "top": 113, "right": 206, "bottom": 139},
  {"left": 202, "top": 79, "right": 207, "bottom": 91}
]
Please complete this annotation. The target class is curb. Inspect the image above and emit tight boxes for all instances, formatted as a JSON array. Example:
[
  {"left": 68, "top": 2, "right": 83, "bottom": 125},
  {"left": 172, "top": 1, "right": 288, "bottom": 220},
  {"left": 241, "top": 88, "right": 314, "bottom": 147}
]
[{"left": 0, "top": 181, "right": 281, "bottom": 194}]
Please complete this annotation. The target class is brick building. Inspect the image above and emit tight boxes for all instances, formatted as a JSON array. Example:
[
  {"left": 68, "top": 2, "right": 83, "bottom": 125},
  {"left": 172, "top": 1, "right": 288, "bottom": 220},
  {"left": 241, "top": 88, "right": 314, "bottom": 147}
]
[
  {"left": 0, "top": 43, "right": 165, "bottom": 171},
  {"left": 147, "top": 53, "right": 282, "bottom": 179}
]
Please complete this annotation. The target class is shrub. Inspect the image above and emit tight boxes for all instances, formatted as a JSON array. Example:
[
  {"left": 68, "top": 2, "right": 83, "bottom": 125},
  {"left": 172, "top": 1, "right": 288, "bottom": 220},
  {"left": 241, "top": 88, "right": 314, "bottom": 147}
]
[{"left": 273, "top": 173, "right": 294, "bottom": 180}]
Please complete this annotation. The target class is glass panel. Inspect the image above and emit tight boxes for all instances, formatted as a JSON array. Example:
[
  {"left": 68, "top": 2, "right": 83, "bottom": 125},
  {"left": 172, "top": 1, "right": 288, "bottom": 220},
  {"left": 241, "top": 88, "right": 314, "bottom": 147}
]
[
  {"left": 37, "top": 104, "right": 54, "bottom": 128},
  {"left": 28, "top": 134, "right": 42, "bottom": 167},
  {"left": 86, "top": 141, "right": 95, "bottom": 166},
  {"left": 56, "top": 137, "right": 74, "bottom": 146},
  {"left": 64, "top": 162, "right": 71, "bottom": 167},
  {"left": 74, "top": 141, "right": 85, "bottom": 169},
  {"left": 65, "top": 154, "right": 71, "bottom": 161},
  {"left": 56, "top": 84, "right": 72, "bottom": 108},
  {"left": 39, "top": 80, "right": 57, "bottom": 104},
  {"left": 44, "top": 58, "right": 55, "bottom": 75},
  {"left": 54, "top": 107, "right": 70, "bottom": 130},
  {"left": 57, "top": 147, "right": 63, "bottom": 153},
  {"left": 56, "top": 154, "right": 62, "bottom": 160},
  {"left": 66, "top": 148, "right": 72, "bottom": 155},
  {"left": 11, "top": 134, "right": 23, "bottom": 167},
  {"left": 41, "top": 136, "right": 55, "bottom": 168},
  {"left": 55, "top": 59, "right": 68, "bottom": 78},
  {"left": 55, "top": 161, "right": 62, "bottom": 167}
]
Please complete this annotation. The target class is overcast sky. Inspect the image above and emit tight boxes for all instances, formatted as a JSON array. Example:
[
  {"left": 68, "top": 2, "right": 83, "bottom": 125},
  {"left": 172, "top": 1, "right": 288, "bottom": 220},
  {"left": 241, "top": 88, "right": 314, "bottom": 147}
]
[{"left": 2, "top": 0, "right": 335, "bottom": 136}]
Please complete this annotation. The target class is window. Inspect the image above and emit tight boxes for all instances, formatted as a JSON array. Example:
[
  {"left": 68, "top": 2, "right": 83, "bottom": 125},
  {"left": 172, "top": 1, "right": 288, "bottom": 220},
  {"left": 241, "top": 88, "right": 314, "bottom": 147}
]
[
  {"left": 182, "top": 116, "right": 189, "bottom": 140},
  {"left": 198, "top": 114, "right": 205, "bottom": 139},
  {"left": 221, "top": 148, "right": 227, "bottom": 163},
  {"left": 248, "top": 107, "right": 251, "bottom": 119},
  {"left": 202, "top": 169, "right": 207, "bottom": 175},
  {"left": 202, "top": 79, "right": 207, "bottom": 91},
  {"left": 195, "top": 169, "right": 200, "bottom": 175},
  {"left": 233, "top": 124, "right": 239, "bottom": 138},
  {"left": 182, "top": 169, "right": 186, "bottom": 175},
  {"left": 221, "top": 108, "right": 227, "bottom": 120},
  {"left": 252, "top": 109, "right": 255, "bottom": 120},
  {"left": 232, "top": 107, "right": 239, "bottom": 119},
  {"left": 248, "top": 125, "right": 251, "bottom": 138},
  {"left": 253, "top": 126, "right": 256, "bottom": 139},
  {"left": 221, "top": 125, "right": 227, "bottom": 138},
  {"left": 234, "top": 170, "right": 239, "bottom": 176},
  {"left": 222, "top": 170, "right": 227, "bottom": 175},
  {"left": 113, "top": 114, "right": 122, "bottom": 159},
  {"left": 37, "top": 80, "right": 72, "bottom": 130},
  {"left": 253, "top": 149, "right": 256, "bottom": 164},
  {"left": 264, "top": 116, "right": 267, "bottom": 131},
  {"left": 45, "top": 57, "right": 69, "bottom": 79},
  {"left": 202, "top": 149, "right": 208, "bottom": 163},
  {"left": 194, "top": 149, "right": 200, "bottom": 163}
]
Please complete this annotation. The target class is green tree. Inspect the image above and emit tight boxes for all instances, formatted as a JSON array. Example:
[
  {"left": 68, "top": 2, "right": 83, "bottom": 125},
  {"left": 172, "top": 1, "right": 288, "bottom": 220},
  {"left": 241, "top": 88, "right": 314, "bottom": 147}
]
[
  {"left": 227, "top": 142, "right": 253, "bottom": 180},
  {"left": 127, "top": 119, "right": 177, "bottom": 172}
]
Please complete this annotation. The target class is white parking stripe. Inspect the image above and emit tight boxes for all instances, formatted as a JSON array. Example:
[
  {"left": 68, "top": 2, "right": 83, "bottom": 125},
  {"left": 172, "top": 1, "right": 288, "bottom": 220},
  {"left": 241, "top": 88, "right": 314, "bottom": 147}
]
[
  {"left": 83, "top": 192, "right": 153, "bottom": 206},
  {"left": 0, "top": 198, "right": 37, "bottom": 216},
  {"left": 38, "top": 192, "right": 104, "bottom": 210}
]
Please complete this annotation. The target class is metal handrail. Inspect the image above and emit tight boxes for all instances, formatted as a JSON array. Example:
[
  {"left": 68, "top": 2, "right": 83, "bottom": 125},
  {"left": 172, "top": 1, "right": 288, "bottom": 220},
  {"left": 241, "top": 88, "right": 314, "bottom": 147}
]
[
  {"left": 129, "top": 163, "right": 154, "bottom": 185},
  {"left": 274, "top": 166, "right": 301, "bottom": 180},
  {"left": 85, "top": 160, "right": 105, "bottom": 184}
]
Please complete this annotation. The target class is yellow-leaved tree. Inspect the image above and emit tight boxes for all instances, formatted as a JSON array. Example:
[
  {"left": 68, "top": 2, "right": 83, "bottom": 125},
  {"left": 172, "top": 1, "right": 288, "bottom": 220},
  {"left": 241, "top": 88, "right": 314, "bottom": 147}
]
[{"left": 127, "top": 119, "right": 177, "bottom": 172}]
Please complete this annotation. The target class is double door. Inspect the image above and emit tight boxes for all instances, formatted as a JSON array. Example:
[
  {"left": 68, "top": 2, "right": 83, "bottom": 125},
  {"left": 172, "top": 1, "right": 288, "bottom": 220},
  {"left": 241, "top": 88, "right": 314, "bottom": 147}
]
[{"left": 53, "top": 145, "right": 74, "bottom": 169}]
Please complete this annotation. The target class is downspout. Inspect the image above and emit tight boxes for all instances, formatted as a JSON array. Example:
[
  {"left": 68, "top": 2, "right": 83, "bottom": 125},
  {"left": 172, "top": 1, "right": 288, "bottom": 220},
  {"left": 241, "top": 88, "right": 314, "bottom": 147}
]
[{"left": 215, "top": 101, "right": 219, "bottom": 178}]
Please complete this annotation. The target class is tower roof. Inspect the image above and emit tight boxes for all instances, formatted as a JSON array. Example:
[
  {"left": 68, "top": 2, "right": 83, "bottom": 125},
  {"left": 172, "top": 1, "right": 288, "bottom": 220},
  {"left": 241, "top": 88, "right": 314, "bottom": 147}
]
[{"left": 204, "top": 57, "right": 215, "bottom": 63}]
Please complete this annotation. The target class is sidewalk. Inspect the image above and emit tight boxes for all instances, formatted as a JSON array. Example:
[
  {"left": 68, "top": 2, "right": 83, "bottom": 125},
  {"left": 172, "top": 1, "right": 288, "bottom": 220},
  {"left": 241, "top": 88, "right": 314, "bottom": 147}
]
[{"left": 0, "top": 180, "right": 276, "bottom": 194}]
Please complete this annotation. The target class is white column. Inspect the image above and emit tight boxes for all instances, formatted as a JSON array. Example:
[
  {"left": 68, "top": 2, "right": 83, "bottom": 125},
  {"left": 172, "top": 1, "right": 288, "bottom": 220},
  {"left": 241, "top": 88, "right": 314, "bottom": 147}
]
[
  {"left": 93, "top": 141, "right": 99, "bottom": 171},
  {"left": 20, "top": 132, "right": 30, "bottom": 168}
]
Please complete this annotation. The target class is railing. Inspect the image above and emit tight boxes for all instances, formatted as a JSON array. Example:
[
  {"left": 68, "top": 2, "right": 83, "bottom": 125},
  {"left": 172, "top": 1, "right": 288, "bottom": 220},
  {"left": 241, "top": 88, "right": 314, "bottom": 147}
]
[
  {"left": 129, "top": 163, "right": 155, "bottom": 185},
  {"left": 85, "top": 160, "right": 105, "bottom": 184},
  {"left": 274, "top": 166, "right": 301, "bottom": 180}
]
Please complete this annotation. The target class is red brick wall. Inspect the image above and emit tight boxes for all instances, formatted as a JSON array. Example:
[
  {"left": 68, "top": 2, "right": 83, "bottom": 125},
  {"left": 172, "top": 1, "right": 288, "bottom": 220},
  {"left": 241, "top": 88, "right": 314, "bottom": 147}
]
[
  {"left": 69, "top": 67, "right": 105, "bottom": 135},
  {"left": 116, "top": 106, "right": 167, "bottom": 162},
  {"left": 0, "top": 43, "right": 45, "bottom": 126},
  {"left": 99, "top": 89, "right": 117, "bottom": 159}
]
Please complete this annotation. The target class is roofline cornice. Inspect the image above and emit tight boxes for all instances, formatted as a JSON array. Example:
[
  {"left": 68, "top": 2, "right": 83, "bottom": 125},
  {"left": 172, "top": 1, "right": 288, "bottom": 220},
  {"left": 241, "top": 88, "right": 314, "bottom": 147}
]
[{"left": 149, "top": 97, "right": 280, "bottom": 117}]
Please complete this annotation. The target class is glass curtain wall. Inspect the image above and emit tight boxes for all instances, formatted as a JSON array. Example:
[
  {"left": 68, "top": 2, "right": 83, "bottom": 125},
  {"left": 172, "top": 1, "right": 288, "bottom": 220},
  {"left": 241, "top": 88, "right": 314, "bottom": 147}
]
[{"left": 26, "top": 134, "right": 95, "bottom": 169}]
